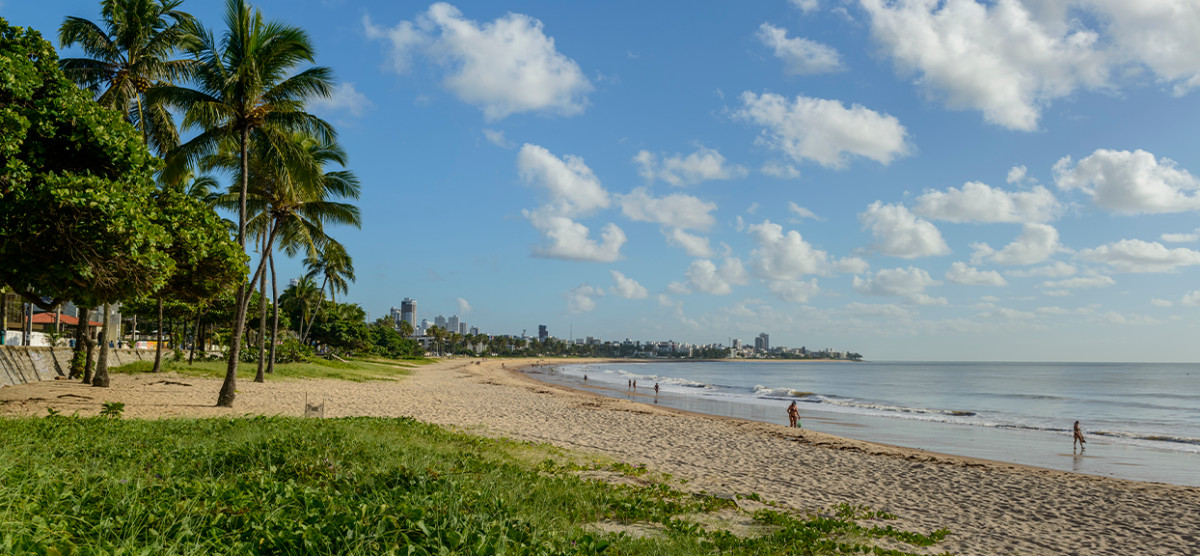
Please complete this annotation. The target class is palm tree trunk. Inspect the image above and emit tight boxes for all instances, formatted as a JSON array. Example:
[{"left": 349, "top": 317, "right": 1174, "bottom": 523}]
[
  {"left": 0, "top": 288, "right": 8, "bottom": 344},
  {"left": 300, "top": 277, "right": 328, "bottom": 344},
  {"left": 255, "top": 234, "right": 267, "bottom": 382},
  {"left": 70, "top": 306, "right": 89, "bottom": 379},
  {"left": 91, "top": 304, "right": 112, "bottom": 387},
  {"left": 218, "top": 125, "right": 253, "bottom": 407},
  {"left": 267, "top": 250, "right": 279, "bottom": 374},
  {"left": 188, "top": 308, "right": 201, "bottom": 365},
  {"left": 152, "top": 297, "right": 164, "bottom": 372}
]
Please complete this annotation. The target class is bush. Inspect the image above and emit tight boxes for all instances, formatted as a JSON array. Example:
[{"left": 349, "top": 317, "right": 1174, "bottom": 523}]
[{"left": 274, "top": 338, "right": 313, "bottom": 364}]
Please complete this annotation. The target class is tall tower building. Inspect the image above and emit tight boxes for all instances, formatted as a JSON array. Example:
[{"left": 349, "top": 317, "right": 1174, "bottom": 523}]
[
  {"left": 538, "top": 324, "right": 548, "bottom": 341},
  {"left": 400, "top": 298, "right": 417, "bottom": 328},
  {"left": 447, "top": 315, "right": 460, "bottom": 335},
  {"left": 434, "top": 315, "right": 447, "bottom": 329}
]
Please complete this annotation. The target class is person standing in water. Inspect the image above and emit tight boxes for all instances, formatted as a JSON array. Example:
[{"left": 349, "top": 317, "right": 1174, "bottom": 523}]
[
  {"left": 787, "top": 401, "right": 800, "bottom": 428},
  {"left": 654, "top": 383, "right": 659, "bottom": 395},
  {"left": 1073, "top": 420, "right": 1086, "bottom": 450}
]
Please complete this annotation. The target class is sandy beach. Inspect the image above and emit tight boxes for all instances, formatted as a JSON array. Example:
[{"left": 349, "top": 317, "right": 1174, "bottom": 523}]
[{"left": 2, "top": 358, "right": 1198, "bottom": 555}]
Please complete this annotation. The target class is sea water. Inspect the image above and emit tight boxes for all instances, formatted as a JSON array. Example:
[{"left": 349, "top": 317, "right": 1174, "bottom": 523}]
[{"left": 523, "top": 361, "right": 1200, "bottom": 487}]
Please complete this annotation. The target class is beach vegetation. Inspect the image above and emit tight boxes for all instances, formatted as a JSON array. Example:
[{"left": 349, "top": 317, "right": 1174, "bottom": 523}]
[
  {"left": 0, "top": 416, "right": 950, "bottom": 555},
  {"left": 107, "top": 356, "right": 416, "bottom": 382}
]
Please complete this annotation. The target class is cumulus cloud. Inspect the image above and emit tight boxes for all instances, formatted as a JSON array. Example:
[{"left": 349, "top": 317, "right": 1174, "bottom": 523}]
[
  {"left": 663, "top": 228, "right": 715, "bottom": 258},
  {"left": 610, "top": 270, "right": 649, "bottom": 299},
  {"left": 565, "top": 284, "right": 603, "bottom": 313},
  {"left": 1005, "top": 261, "right": 1076, "bottom": 278},
  {"left": 1053, "top": 149, "right": 1200, "bottom": 214},
  {"left": 619, "top": 188, "right": 717, "bottom": 257},
  {"left": 970, "top": 223, "right": 1064, "bottom": 265},
  {"left": 834, "top": 257, "right": 870, "bottom": 274},
  {"left": 946, "top": 262, "right": 1008, "bottom": 286},
  {"left": 685, "top": 258, "right": 749, "bottom": 295},
  {"left": 309, "top": 82, "right": 374, "bottom": 118},
  {"left": 1077, "top": 239, "right": 1200, "bottom": 273},
  {"left": 633, "top": 147, "right": 747, "bottom": 186},
  {"left": 734, "top": 92, "right": 910, "bottom": 169},
  {"left": 1162, "top": 231, "right": 1200, "bottom": 243},
  {"left": 482, "top": 128, "right": 511, "bottom": 148},
  {"left": 1007, "top": 165, "right": 1028, "bottom": 184},
  {"left": 1151, "top": 298, "right": 1174, "bottom": 308},
  {"left": 790, "top": 0, "right": 818, "bottom": 13},
  {"left": 456, "top": 297, "right": 471, "bottom": 314},
  {"left": 762, "top": 161, "right": 801, "bottom": 179},
  {"left": 788, "top": 202, "right": 819, "bottom": 221},
  {"left": 1088, "top": 0, "right": 1200, "bottom": 96},
  {"left": 913, "top": 181, "right": 1060, "bottom": 223},
  {"left": 853, "top": 266, "right": 946, "bottom": 305},
  {"left": 518, "top": 144, "right": 624, "bottom": 262},
  {"left": 857, "top": 0, "right": 1107, "bottom": 131},
  {"left": 766, "top": 278, "right": 821, "bottom": 303},
  {"left": 364, "top": 3, "right": 592, "bottom": 120},
  {"left": 748, "top": 220, "right": 831, "bottom": 280},
  {"left": 1183, "top": 291, "right": 1200, "bottom": 306},
  {"left": 1040, "top": 274, "right": 1115, "bottom": 289},
  {"left": 842, "top": 302, "right": 916, "bottom": 318},
  {"left": 860, "top": 202, "right": 950, "bottom": 259},
  {"left": 756, "top": 23, "right": 843, "bottom": 75}
]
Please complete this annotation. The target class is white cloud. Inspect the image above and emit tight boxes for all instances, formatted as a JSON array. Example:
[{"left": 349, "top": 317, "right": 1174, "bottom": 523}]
[
  {"left": 734, "top": 92, "right": 910, "bottom": 169},
  {"left": 842, "top": 302, "right": 915, "bottom": 318},
  {"left": 518, "top": 144, "right": 624, "bottom": 262},
  {"left": 365, "top": 3, "right": 592, "bottom": 120},
  {"left": 748, "top": 220, "right": 831, "bottom": 280},
  {"left": 1005, "top": 261, "right": 1077, "bottom": 278},
  {"left": 456, "top": 297, "right": 471, "bottom": 314},
  {"left": 1077, "top": 239, "right": 1200, "bottom": 273},
  {"left": 857, "top": 0, "right": 1107, "bottom": 131},
  {"left": 1151, "top": 298, "right": 1174, "bottom": 308},
  {"left": 634, "top": 147, "right": 747, "bottom": 186},
  {"left": 766, "top": 278, "right": 821, "bottom": 303},
  {"left": 788, "top": 202, "right": 819, "bottom": 221},
  {"left": 663, "top": 228, "right": 714, "bottom": 258},
  {"left": 790, "top": 0, "right": 818, "bottom": 13},
  {"left": 762, "top": 161, "right": 801, "bottom": 179},
  {"left": 619, "top": 188, "right": 717, "bottom": 230},
  {"left": 523, "top": 211, "right": 626, "bottom": 262},
  {"left": 666, "top": 281, "right": 691, "bottom": 295},
  {"left": 1098, "top": 311, "right": 1162, "bottom": 326},
  {"left": 1040, "top": 274, "right": 1116, "bottom": 289},
  {"left": 946, "top": 262, "right": 1008, "bottom": 286},
  {"left": 834, "top": 257, "right": 870, "bottom": 274},
  {"left": 1183, "top": 291, "right": 1200, "bottom": 306},
  {"left": 860, "top": 201, "right": 950, "bottom": 259},
  {"left": 482, "top": 128, "right": 511, "bottom": 148},
  {"left": 1053, "top": 149, "right": 1200, "bottom": 214},
  {"left": 1037, "top": 306, "right": 1071, "bottom": 315},
  {"left": 685, "top": 258, "right": 749, "bottom": 295},
  {"left": 756, "top": 23, "right": 843, "bottom": 75},
  {"left": 566, "top": 284, "right": 603, "bottom": 313},
  {"left": 309, "top": 82, "right": 374, "bottom": 118},
  {"left": 913, "top": 181, "right": 1060, "bottom": 223},
  {"left": 970, "top": 223, "right": 1064, "bottom": 265},
  {"left": 1087, "top": 0, "right": 1200, "bottom": 96},
  {"left": 610, "top": 271, "right": 649, "bottom": 299},
  {"left": 518, "top": 144, "right": 609, "bottom": 217},
  {"left": 1043, "top": 289, "right": 1070, "bottom": 297},
  {"left": 1007, "top": 165, "right": 1028, "bottom": 184},
  {"left": 853, "top": 266, "right": 946, "bottom": 305},
  {"left": 1162, "top": 231, "right": 1200, "bottom": 243}
]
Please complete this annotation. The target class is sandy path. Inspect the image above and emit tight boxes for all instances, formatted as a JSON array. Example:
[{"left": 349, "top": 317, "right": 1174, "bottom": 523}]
[{"left": 2, "top": 358, "right": 1198, "bottom": 555}]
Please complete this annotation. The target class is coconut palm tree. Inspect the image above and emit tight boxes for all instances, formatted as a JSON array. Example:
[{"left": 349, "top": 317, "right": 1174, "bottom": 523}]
[
  {"left": 299, "top": 241, "right": 354, "bottom": 344},
  {"left": 156, "top": 0, "right": 334, "bottom": 406},
  {"left": 59, "top": 0, "right": 195, "bottom": 155}
]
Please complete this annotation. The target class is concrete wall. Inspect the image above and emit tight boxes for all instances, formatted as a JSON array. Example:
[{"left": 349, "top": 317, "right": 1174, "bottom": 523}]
[{"left": 0, "top": 346, "right": 155, "bottom": 387}]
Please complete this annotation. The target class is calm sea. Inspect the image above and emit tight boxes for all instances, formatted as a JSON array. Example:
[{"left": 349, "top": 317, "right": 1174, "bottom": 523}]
[{"left": 523, "top": 361, "right": 1200, "bottom": 487}]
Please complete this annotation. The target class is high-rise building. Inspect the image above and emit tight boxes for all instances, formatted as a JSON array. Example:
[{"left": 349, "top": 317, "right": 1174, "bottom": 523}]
[
  {"left": 434, "top": 315, "right": 447, "bottom": 330},
  {"left": 459, "top": 322, "right": 467, "bottom": 335},
  {"left": 538, "top": 324, "right": 548, "bottom": 341},
  {"left": 400, "top": 298, "right": 417, "bottom": 328},
  {"left": 448, "top": 315, "right": 460, "bottom": 334},
  {"left": 469, "top": 326, "right": 479, "bottom": 335},
  {"left": 755, "top": 332, "right": 770, "bottom": 351},
  {"left": 389, "top": 306, "right": 403, "bottom": 327}
]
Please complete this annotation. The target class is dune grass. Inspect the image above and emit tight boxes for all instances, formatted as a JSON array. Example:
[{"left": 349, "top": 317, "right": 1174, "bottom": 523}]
[
  {"left": 0, "top": 415, "right": 950, "bottom": 555},
  {"left": 109, "top": 356, "right": 423, "bottom": 382}
]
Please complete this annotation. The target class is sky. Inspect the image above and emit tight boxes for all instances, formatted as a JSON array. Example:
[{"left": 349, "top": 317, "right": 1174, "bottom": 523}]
[{"left": 8, "top": 0, "right": 1200, "bottom": 361}]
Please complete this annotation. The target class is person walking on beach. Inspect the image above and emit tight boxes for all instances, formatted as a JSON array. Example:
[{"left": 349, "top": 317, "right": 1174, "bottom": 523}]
[
  {"left": 627, "top": 379, "right": 631, "bottom": 390},
  {"left": 1073, "top": 420, "right": 1086, "bottom": 450},
  {"left": 654, "top": 382, "right": 659, "bottom": 395},
  {"left": 787, "top": 401, "right": 800, "bottom": 428},
  {"left": 633, "top": 380, "right": 637, "bottom": 389}
]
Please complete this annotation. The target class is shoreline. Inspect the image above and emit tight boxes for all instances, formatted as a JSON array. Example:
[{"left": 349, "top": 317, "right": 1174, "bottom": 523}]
[{"left": 2, "top": 357, "right": 1199, "bottom": 554}]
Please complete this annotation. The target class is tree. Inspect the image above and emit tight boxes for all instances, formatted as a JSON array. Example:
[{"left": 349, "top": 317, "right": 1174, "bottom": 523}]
[
  {"left": 58, "top": 0, "right": 196, "bottom": 156},
  {"left": 300, "top": 241, "right": 354, "bottom": 343},
  {"left": 0, "top": 19, "right": 174, "bottom": 386},
  {"left": 156, "top": 0, "right": 334, "bottom": 406}
]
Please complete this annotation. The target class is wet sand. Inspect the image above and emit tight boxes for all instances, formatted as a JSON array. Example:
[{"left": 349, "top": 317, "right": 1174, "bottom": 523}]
[{"left": 2, "top": 358, "right": 1198, "bottom": 555}]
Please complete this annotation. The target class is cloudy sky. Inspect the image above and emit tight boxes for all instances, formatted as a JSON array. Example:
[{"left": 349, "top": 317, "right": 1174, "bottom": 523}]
[{"left": 11, "top": 0, "right": 1200, "bottom": 361}]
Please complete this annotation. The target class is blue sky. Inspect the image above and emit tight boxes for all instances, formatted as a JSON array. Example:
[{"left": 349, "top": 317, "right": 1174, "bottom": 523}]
[{"left": 9, "top": 0, "right": 1200, "bottom": 361}]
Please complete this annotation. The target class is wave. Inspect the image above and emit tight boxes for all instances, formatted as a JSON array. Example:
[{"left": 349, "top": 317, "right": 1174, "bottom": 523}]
[{"left": 751, "top": 385, "right": 977, "bottom": 417}]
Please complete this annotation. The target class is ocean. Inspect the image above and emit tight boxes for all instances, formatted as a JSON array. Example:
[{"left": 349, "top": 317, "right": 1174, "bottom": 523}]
[{"left": 522, "top": 360, "right": 1200, "bottom": 487}]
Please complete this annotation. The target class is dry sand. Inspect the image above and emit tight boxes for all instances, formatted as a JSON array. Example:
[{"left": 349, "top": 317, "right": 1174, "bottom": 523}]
[{"left": 2, "top": 358, "right": 1198, "bottom": 555}]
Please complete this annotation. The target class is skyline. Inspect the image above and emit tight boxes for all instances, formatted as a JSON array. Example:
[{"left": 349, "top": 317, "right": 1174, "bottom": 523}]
[{"left": 7, "top": 0, "right": 1200, "bottom": 361}]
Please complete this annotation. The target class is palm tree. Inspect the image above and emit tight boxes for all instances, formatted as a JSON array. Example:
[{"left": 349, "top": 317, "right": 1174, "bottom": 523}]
[
  {"left": 59, "top": 0, "right": 195, "bottom": 155},
  {"left": 157, "top": 0, "right": 334, "bottom": 406},
  {"left": 300, "top": 241, "right": 355, "bottom": 344}
]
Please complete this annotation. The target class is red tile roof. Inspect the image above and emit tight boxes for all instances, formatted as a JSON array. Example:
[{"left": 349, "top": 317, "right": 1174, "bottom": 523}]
[{"left": 31, "top": 313, "right": 103, "bottom": 327}]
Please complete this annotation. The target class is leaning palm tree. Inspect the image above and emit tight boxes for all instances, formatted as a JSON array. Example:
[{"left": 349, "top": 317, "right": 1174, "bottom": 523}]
[
  {"left": 157, "top": 0, "right": 334, "bottom": 406},
  {"left": 299, "top": 241, "right": 355, "bottom": 344},
  {"left": 59, "top": 0, "right": 195, "bottom": 155}
]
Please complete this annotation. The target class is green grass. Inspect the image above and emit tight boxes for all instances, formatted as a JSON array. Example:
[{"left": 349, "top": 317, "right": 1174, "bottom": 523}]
[
  {"left": 109, "top": 357, "right": 419, "bottom": 382},
  {"left": 0, "top": 416, "right": 951, "bottom": 555}
]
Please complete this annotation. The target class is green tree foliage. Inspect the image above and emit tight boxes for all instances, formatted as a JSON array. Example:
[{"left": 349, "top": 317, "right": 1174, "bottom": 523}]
[
  {"left": 0, "top": 18, "right": 172, "bottom": 311},
  {"left": 368, "top": 325, "right": 422, "bottom": 358}
]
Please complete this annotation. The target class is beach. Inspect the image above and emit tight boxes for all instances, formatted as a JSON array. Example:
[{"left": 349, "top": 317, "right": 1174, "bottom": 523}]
[{"left": 2, "top": 358, "right": 1198, "bottom": 555}]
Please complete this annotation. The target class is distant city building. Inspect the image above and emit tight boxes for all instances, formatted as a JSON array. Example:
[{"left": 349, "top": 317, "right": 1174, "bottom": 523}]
[
  {"left": 755, "top": 332, "right": 770, "bottom": 351},
  {"left": 389, "top": 306, "right": 402, "bottom": 327},
  {"left": 732, "top": 338, "right": 741, "bottom": 349},
  {"left": 538, "top": 324, "right": 548, "bottom": 341},
  {"left": 469, "top": 326, "right": 479, "bottom": 335},
  {"left": 448, "top": 315, "right": 459, "bottom": 335},
  {"left": 434, "top": 315, "right": 447, "bottom": 330},
  {"left": 400, "top": 298, "right": 417, "bottom": 327},
  {"left": 459, "top": 322, "right": 467, "bottom": 335}
]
